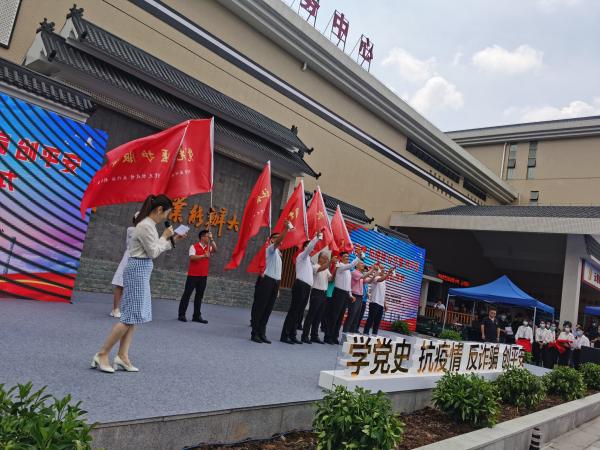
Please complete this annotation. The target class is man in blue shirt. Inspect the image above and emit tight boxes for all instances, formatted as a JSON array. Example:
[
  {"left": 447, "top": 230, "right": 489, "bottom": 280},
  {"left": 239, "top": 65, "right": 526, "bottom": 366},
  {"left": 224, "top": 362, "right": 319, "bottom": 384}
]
[{"left": 250, "top": 221, "right": 289, "bottom": 344}]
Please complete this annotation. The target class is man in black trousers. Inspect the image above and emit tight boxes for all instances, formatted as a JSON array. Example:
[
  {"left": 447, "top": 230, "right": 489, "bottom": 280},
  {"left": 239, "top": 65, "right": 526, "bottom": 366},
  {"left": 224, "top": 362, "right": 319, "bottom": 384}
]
[
  {"left": 280, "top": 233, "right": 320, "bottom": 344},
  {"left": 178, "top": 230, "right": 217, "bottom": 323},
  {"left": 324, "top": 251, "right": 362, "bottom": 345},
  {"left": 250, "top": 221, "right": 289, "bottom": 344}
]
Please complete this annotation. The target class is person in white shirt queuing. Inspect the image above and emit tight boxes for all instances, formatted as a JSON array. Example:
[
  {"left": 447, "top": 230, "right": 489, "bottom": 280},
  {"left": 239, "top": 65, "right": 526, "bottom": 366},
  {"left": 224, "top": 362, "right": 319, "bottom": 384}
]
[
  {"left": 515, "top": 319, "right": 534, "bottom": 352},
  {"left": 557, "top": 322, "right": 575, "bottom": 366},
  {"left": 109, "top": 212, "right": 138, "bottom": 318},
  {"left": 92, "top": 194, "right": 186, "bottom": 373},
  {"left": 250, "top": 221, "right": 290, "bottom": 344},
  {"left": 324, "top": 250, "right": 363, "bottom": 345},
  {"left": 301, "top": 252, "right": 334, "bottom": 344},
  {"left": 533, "top": 321, "right": 547, "bottom": 366},
  {"left": 363, "top": 264, "right": 395, "bottom": 336},
  {"left": 572, "top": 326, "right": 591, "bottom": 369},
  {"left": 280, "top": 233, "right": 320, "bottom": 344},
  {"left": 542, "top": 322, "right": 558, "bottom": 368}
]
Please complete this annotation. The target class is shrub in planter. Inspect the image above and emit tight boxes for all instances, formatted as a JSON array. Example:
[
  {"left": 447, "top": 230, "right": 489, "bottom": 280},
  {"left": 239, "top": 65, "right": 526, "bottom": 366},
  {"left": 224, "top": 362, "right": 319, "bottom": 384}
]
[
  {"left": 432, "top": 372, "right": 500, "bottom": 427},
  {"left": 0, "top": 382, "right": 96, "bottom": 449},
  {"left": 543, "top": 366, "right": 587, "bottom": 401},
  {"left": 523, "top": 352, "right": 533, "bottom": 364},
  {"left": 495, "top": 367, "right": 546, "bottom": 409},
  {"left": 438, "top": 329, "right": 462, "bottom": 341},
  {"left": 390, "top": 320, "right": 410, "bottom": 335},
  {"left": 313, "top": 385, "right": 404, "bottom": 450},
  {"left": 579, "top": 363, "right": 600, "bottom": 390}
]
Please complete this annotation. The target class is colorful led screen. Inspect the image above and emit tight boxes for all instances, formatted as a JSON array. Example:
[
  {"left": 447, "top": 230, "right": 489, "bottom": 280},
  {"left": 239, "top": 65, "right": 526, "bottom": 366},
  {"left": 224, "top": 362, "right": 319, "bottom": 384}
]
[
  {"left": 349, "top": 226, "right": 425, "bottom": 331},
  {"left": 0, "top": 92, "right": 106, "bottom": 302}
]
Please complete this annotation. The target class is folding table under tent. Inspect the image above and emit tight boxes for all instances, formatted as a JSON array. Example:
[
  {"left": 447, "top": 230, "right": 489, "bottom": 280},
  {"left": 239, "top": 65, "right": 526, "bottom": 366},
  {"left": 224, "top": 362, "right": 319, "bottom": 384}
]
[
  {"left": 442, "top": 275, "right": 555, "bottom": 331},
  {"left": 584, "top": 306, "right": 600, "bottom": 316}
]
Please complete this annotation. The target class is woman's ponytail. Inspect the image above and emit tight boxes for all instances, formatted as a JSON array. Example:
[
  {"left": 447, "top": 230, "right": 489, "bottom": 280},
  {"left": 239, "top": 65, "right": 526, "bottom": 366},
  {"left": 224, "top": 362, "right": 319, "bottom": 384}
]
[{"left": 134, "top": 194, "right": 173, "bottom": 225}]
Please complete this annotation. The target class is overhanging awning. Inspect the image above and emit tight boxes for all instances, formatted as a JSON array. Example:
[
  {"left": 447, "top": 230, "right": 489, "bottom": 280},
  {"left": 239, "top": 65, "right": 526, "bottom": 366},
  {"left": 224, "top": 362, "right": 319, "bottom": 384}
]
[
  {"left": 584, "top": 306, "right": 600, "bottom": 316},
  {"left": 449, "top": 275, "right": 554, "bottom": 315}
]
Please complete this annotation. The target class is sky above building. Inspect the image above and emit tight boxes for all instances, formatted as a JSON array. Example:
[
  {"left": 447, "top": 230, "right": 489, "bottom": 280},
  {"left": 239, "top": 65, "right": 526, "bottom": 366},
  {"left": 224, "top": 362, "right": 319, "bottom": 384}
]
[{"left": 282, "top": 0, "right": 600, "bottom": 131}]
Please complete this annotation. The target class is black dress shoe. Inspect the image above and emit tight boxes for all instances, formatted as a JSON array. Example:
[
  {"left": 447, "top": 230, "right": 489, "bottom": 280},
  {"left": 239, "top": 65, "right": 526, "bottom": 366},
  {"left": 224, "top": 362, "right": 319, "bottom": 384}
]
[
  {"left": 290, "top": 336, "right": 303, "bottom": 345},
  {"left": 280, "top": 337, "right": 294, "bottom": 344},
  {"left": 311, "top": 337, "right": 325, "bottom": 344},
  {"left": 301, "top": 337, "right": 312, "bottom": 344},
  {"left": 192, "top": 317, "right": 208, "bottom": 324},
  {"left": 259, "top": 335, "right": 272, "bottom": 344},
  {"left": 178, "top": 316, "right": 187, "bottom": 322},
  {"left": 251, "top": 335, "right": 263, "bottom": 343}
]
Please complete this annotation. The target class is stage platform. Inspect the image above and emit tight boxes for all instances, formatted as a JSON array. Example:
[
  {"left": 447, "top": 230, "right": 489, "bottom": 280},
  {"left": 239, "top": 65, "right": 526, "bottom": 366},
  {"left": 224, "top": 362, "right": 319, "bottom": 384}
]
[{"left": 0, "top": 292, "right": 352, "bottom": 424}]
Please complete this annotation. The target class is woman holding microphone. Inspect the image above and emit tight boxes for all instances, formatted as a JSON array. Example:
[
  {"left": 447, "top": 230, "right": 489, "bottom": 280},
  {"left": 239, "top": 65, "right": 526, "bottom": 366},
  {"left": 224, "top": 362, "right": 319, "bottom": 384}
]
[{"left": 92, "top": 194, "right": 186, "bottom": 373}]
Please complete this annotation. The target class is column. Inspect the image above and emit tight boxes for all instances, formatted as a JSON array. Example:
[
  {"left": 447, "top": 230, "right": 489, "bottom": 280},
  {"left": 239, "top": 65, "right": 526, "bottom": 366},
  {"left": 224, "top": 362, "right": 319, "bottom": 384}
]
[
  {"left": 419, "top": 279, "right": 429, "bottom": 316},
  {"left": 560, "top": 234, "right": 585, "bottom": 325}
]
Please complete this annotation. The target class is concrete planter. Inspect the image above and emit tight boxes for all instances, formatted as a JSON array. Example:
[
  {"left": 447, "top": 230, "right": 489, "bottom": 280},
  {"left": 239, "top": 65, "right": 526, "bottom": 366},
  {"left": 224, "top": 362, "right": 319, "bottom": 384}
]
[{"left": 416, "top": 392, "right": 600, "bottom": 450}]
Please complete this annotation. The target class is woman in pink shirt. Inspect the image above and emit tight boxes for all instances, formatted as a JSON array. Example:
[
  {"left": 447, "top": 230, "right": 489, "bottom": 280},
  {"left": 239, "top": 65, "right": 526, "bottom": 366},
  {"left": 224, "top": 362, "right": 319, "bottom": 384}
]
[{"left": 343, "top": 262, "right": 375, "bottom": 334}]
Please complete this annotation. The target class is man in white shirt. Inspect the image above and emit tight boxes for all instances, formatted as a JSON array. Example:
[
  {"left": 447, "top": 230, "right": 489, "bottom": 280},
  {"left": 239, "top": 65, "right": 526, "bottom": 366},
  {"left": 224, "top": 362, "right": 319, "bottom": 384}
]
[
  {"left": 515, "top": 319, "right": 534, "bottom": 353},
  {"left": 281, "top": 235, "right": 320, "bottom": 344},
  {"left": 573, "top": 327, "right": 591, "bottom": 368},
  {"left": 324, "top": 251, "right": 362, "bottom": 345},
  {"left": 301, "top": 252, "right": 333, "bottom": 344},
  {"left": 533, "top": 321, "right": 546, "bottom": 366},
  {"left": 363, "top": 265, "right": 394, "bottom": 335},
  {"left": 250, "top": 222, "right": 289, "bottom": 344}
]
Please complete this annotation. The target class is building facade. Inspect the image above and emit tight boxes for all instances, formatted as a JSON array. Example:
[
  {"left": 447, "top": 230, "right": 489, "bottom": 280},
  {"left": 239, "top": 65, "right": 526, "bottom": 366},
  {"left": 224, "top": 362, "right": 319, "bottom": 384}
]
[
  {"left": 0, "top": 0, "right": 516, "bottom": 308},
  {"left": 448, "top": 117, "right": 600, "bottom": 207}
]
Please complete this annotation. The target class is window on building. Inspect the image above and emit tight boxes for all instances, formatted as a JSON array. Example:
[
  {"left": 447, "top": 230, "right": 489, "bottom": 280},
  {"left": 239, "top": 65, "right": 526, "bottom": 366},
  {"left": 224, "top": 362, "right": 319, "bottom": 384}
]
[
  {"left": 527, "top": 141, "right": 537, "bottom": 180},
  {"left": 507, "top": 144, "right": 517, "bottom": 179},
  {"left": 530, "top": 190, "right": 539, "bottom": 206}
]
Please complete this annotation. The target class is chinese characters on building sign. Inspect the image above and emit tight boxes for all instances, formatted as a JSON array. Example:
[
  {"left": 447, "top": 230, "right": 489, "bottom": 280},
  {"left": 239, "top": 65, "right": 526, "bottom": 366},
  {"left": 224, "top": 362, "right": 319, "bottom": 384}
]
[
  {"left": 299, "top": 0, "right": 320, "bottom": 25},
  {"left": 357, "top": 35, "right": 374, "bottom": 71},
  {"left": 342, "top": 334, "right": 524, "bottom": 378},
  {"left": 168, "top": 197, "right": 239, "bottom": 238}
]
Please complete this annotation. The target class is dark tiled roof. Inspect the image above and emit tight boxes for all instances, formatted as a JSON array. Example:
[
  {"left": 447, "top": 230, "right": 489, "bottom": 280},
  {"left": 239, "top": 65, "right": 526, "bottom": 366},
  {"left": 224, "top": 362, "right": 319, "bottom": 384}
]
[
  {"left": 322, "top": 193, "right": 372, "bottom": 223},
  {"left": 0, "top": 56, "right": 93, "bottom": 113},
  {"left": 420, "top": 205, "right": 600, "bottom": 219},
  {"left": 38, "top": 31, "right": 316, "bottom": 176},
  {"left": 66, "top": 13, "right": 308, "bottom": 152}
]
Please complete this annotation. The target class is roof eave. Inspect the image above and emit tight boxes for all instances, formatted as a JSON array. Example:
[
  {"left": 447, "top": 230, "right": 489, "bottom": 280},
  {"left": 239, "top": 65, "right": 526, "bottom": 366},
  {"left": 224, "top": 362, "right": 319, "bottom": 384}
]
[{"left": 218, "top": 0, "right": 517, "bottom": 203}]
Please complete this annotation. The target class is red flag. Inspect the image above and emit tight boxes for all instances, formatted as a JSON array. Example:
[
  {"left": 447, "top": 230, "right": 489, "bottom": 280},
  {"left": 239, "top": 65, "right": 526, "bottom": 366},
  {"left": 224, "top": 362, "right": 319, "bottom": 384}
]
[
  {"left": 307, "top": 186, "right": 337, "bottom": 255},
  {"left": 225, "top": 162, "right": 271, "bottom": 270},
  {"left": 80, "top": 119, "right": 213, "bottom": 217},
  {"left": 331, "top": 205, "right": 353, "bottom": 253},
  {"left": 247, "top": 181, "right": 308, "bottom": 273},
  {"left": 276, "top": 180, "right": 308, "bottom": 250}
]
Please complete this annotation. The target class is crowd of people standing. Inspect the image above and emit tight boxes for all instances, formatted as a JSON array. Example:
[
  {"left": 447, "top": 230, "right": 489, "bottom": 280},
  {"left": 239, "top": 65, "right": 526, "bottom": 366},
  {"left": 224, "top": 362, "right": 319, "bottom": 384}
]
[
  {"left": 477, "top": 307, "right": 600, "bottom": 369},
  {"left": 93, "top": 194, "right": 396, "bottom": 373}
]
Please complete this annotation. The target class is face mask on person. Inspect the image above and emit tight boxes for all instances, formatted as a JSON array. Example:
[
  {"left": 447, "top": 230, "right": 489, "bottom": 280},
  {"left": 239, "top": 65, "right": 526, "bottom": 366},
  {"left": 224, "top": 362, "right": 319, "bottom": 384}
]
[
  {"left": 546, "top": 324, "right": 551, "bottom": 329},
  {"left": 576, "top": 330, "right": 584, "bottom": 337},
  {"left": 539, "top": 322, "right": 545, "bottom": 328},
  {"left": 523, "top": 321, "right": 528, "bottom": 326},
  {"left": 500, "top": 315, "right": 507, "bottom": 321},
  {"left": 551, "top": 326, "right": 556, "bottom": 331}
]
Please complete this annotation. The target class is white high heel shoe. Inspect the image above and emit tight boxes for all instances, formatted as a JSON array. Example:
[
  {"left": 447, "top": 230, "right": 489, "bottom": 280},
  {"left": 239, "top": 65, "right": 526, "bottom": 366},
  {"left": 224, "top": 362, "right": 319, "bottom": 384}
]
[
  {"left": 91, "top": 353, "right": 115, "bottom": 373},
  {"left": 113, "top": 355, "right": 139, "bottom": 372}
]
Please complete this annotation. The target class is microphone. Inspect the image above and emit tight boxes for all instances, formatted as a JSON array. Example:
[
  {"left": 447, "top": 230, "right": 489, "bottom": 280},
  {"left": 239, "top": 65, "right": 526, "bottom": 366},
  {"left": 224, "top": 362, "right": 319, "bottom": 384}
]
[{"left": 164, "top": 220, "right": 175, "bottom": 248}]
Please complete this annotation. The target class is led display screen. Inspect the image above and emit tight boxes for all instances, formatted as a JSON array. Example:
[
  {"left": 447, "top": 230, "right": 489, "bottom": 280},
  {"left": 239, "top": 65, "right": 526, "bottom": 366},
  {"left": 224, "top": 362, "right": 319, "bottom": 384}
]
[
  {"left": 349, "top": 226, "right": 426, "bottom": 331},
  {"left": 0, "top": 92, "right": 107, "bottom": 302}
]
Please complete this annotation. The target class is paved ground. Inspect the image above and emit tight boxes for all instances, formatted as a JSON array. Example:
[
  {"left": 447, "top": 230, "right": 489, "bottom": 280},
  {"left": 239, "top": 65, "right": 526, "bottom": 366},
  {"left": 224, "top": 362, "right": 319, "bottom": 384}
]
[
  {"left": 544, "top": 415, "right": 600, "bottom": 449},
  {"left": 0, "top": 292, "right": 353, "bottom": 423}
]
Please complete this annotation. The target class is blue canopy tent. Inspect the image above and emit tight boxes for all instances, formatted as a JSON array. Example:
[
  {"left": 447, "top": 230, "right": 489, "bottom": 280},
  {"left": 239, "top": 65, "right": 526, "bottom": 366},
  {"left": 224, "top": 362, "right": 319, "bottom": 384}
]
[
  {"left": 584, "top": 306, "right": 600, "bottom": 316},
  {"left": 442, "top": 275, "right": 554, "bottom": 331}
]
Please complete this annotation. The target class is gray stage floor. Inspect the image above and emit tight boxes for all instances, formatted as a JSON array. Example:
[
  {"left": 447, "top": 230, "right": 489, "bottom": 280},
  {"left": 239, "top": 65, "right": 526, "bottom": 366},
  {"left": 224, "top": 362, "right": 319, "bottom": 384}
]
[{"left": 0, "top": 292, "right": 348, "bottom": 423}]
